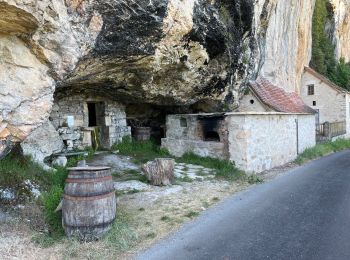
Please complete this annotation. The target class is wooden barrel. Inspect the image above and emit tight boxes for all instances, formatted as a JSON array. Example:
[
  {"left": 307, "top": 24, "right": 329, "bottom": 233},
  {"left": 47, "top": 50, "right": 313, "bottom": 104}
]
[
  {"left": 62, "top": 166, "right": 116, "bottom": 241},
  {"left": 134, "top": 127, "right": 151, "bottom": 141}
]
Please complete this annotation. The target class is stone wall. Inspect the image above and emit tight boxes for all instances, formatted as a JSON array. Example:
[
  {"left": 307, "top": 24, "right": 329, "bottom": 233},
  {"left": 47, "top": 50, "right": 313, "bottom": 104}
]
[
  {"left": 238, "top": 91, "right": 270, "bottom": 112},
  {"left": 50, "top": 95, "right": 130, "bottom": 150},
  {"left": 162, "top": 112, "right": 315, "bottom": 173},
  {"left": 161, "top": 114, "right": 228, "bottom": 159},
  {"left": 301, "top": 71, "right": 347, "bottom": 124},
  {"left": 227, "top": 113, "right": 315, "bottom": 173}
]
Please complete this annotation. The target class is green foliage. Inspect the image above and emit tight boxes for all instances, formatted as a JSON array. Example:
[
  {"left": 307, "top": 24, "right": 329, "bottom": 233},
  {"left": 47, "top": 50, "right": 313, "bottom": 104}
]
[
  {"left": 311, "top": 0, "right": 350, "bottom": 89},
  {"left": 112, "top": 136, "right": 170, "bottom": 164},
  {"left": 185, "top": 211, "right": 200, "bottom": 218},
  {"left": 247, "top": 174, "right": 264, "bottom": 184},
  {"left": 176, "top": 153, "right": 246, "bottom": 181},
  {"left": 311, "top": 0, "right": 337, "bottom": 76},
  {"left": 295, "top": 138, "right": 350, "bottom": 164},
  {"left": 41, "top": 186, "right": 64, "bottom": 237},
  {"left": 330, "top": 58, "right": 350, "bottom": 90}
]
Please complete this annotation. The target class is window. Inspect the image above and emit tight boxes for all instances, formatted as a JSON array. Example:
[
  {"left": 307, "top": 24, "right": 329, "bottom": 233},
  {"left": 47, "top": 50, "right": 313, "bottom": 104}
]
[
  {"left": 180, "top": 118, "right": 187, "bottom": 127},
  {"left": 313, "top": 101, "right": 316, "bottom": 106},
  {"left": 308, "top": 84, "right": 315, "bottom": 95},
  {"left": 250, "top": 99, "right": 255, "bottom": 104}
]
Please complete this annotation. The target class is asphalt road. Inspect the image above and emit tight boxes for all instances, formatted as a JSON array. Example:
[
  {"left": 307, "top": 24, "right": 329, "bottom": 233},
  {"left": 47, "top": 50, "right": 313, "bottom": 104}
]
[{"left": 137, "top": 150, "right": 350, "bottom": 260}]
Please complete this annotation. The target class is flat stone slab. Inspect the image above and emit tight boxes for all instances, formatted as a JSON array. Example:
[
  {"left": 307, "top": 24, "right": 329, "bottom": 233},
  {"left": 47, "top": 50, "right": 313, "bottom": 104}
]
[
  {"left": 89, "top": 153, "right": 139, "bottom": 172},
  {"left": 114, "top": 180, "right": 150, "bottom": 192},
  {"left": 174, "top": 163, "right": 216, "bottom": 181}
]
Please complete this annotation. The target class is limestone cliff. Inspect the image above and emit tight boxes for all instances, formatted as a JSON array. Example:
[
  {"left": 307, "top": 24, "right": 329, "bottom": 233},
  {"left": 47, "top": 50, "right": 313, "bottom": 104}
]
[
  {"left": 329, "top": 0, "right": 350, "bottom": 62},
  {"left": 1, "top": 0, "right": 350, "bottom": 158}
]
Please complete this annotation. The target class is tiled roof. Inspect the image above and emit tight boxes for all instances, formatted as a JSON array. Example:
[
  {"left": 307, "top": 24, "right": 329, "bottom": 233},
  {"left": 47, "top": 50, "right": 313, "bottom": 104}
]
[{"left": 249, "top": 77, "right": 316, "bottom": 114}]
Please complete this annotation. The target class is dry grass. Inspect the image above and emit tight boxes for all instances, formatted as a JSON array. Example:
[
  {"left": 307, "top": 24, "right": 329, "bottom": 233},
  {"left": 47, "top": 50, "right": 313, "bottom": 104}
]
[{"left": 0, "top": 180, "right": 248, "bottom": 260}]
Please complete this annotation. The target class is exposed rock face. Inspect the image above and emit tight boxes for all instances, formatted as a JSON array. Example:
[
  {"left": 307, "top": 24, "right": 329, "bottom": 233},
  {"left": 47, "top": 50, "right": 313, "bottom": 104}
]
[
  {"left": 21, "top": 121, "right": 64, "bottom": 164},
  {"left": 1, "top": 0, "right": 350, "bottom": 159},
  {"left": 329, "top": 0, "right": 350, "bottom": 62},
  {"left": 0, "top": 0, "right": 101, "bottom": 158},
  {"left": 58, "top": 0, "right": 258, "bottom": 107},
  {"left": 258, "top": 0, "right": 315, "bottom": 93}
]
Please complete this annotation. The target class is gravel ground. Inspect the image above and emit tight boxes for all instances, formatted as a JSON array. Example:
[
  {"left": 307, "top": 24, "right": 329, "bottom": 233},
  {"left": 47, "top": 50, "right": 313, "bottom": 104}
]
[{"left": 0, "top": 158, "right": 297, "bottom": 260}]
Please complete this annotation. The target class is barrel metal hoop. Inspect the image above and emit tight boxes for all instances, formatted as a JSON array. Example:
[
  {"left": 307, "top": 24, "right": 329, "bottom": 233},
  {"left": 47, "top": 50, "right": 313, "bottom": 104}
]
[
  {"left": 64, "top": 191, "right": 115, "bottom": 201},
  {"left": 65, "top": 175, "right": 112, "bottom": 183},
  {"left": 63, "top": 217, "right": 116, "bottom": 228}
]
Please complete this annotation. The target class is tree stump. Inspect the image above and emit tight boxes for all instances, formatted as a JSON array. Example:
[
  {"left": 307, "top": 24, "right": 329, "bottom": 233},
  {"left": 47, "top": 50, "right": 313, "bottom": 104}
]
[{"left": 142, "top": 158, "right": 175, "bottom": 186}]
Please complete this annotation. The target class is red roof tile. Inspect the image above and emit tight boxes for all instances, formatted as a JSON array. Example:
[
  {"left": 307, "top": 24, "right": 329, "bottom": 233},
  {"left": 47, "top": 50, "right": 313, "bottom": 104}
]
[{"left": 249, "top": 77, "right": 316, "bottom": 114}]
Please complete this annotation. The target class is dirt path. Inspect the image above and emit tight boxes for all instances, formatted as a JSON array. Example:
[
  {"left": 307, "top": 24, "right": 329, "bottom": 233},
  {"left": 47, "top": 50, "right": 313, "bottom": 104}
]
[{"left": 0, "top": 156, "right": 298, "bottom": 260}]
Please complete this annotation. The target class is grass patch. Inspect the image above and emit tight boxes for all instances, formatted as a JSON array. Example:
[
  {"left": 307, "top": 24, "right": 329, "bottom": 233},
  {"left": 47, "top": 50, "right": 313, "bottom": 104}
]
[
  {"left": 103, "top": 209, "right": 138, "bottom": 251},
  {"left": 295, "top": 138, "right": 350, "bottom": 164},
  {"left": 113, "top": 138, "right": 247, "bottom": 181},
  {"left": 113, "top": 169, "right": 148, "bottom": 183},
  {"left": 212, "top": 197, "right": 220, "bottom": 202},
  {"left": 177, "top": 153, "right": 246, "bottom": 182},
  {"left": 177, "top": 175, "right": 193, "bottom": 183},
  {"left": 160, "top": 215, "right": 171, "bottom": 222},
  {"left": 185, "top": 211, "right": 199, "bottom": 218},
  {"left": 112, "top": 136, "right": 170, "bottom": 164},
  {"left": 0, "top": 154, "right": 67, "bottom": 202},
  {"left": 247, "top": 174, "right": 264, "bottom": 184},
  {"left": 146, "top": 232, "right": 157, "bottom": 239},
  {"left": 41, "top": 185, "right": 64, "bottom": 237}
]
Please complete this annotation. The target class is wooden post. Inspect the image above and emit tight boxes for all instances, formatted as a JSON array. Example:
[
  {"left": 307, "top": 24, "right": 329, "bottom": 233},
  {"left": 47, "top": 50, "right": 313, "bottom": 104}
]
[{"left": 142, "top": 158, "right": 175, "bottom": 186}]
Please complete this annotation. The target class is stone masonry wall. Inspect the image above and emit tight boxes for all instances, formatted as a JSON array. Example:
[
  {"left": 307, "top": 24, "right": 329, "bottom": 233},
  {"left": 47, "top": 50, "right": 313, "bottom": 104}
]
[
  {"left": 163, "top": 112, "right": 315, "bottom": 173},
  {"left": 227, "top": 113, "right": 315, "bottom": 173},
  {"left": 161, "top": 114, "right": 227, "bottom": 158},
  {"left": 50, "top": 95, "right": 130, "bottom": 150},
  {"left": 301, "top": 72, "right": 347, "bottom": 124},
  {"left": 238, "top": 91, "right": 270, "bottom": 112}
]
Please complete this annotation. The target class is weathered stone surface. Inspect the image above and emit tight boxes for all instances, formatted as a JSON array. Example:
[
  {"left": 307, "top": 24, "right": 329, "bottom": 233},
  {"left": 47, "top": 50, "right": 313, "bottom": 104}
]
[
  {"left": 21, "top": 121, "right": 64, "bottom": 163},
  {"left": 329, "top": 0, "right": 350, "bottom": 62},
  {"left": 2, "top": 0, "right": 350, "bottom": 158},
  {"left": 52, "top": 155, "right": 68, "bottom": 167}
]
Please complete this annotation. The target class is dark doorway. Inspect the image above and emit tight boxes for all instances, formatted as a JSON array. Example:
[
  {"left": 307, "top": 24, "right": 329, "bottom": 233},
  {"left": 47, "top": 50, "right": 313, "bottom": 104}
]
[
  {"left": 88, "top": 102, "right": 105, "bottom": 127},
  {"left": 88, "top": 103, "right": 97, "bottom": 127}
]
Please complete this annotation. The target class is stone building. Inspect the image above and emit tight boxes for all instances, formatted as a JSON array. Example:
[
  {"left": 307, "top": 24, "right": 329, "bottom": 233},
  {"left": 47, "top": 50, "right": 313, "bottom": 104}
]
[
  {"left": 162, "top": 78, "right": 316, "bottom": 173},
  {"left": 50, "top": 95, "right": 130, "bottom": 151},
  {"left": 239, "top": 77, "right": 316, "bottom": 114},
  {"left": 301, "top": 67, "right": 350, "bottom": 138}
]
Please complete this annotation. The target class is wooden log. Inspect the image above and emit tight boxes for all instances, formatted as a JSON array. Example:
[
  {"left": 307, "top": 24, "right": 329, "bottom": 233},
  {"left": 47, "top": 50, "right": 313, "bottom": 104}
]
[
  {"left": 62, "top": 166, "right": 116, "bottom": 241},
  {"left": 142, "top": 158, "right": 175, "bottom": 186}
]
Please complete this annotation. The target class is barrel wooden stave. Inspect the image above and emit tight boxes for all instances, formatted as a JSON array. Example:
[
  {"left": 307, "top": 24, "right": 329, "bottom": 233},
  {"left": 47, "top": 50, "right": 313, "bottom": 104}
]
[{"left": 62, "top": 167, "right": 116, "bottom": 240}]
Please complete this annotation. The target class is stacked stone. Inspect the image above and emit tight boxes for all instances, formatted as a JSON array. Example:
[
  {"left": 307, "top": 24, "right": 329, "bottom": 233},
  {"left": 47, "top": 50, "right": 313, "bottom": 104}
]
[{"left": 58, "top": 127, "right": 82, "bottom": 151}]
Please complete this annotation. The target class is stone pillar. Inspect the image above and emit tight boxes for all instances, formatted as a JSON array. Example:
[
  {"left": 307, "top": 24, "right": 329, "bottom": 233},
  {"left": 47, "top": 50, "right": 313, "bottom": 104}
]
[{"left": 323, "top": 122, "right": 331, "bottom": 139}]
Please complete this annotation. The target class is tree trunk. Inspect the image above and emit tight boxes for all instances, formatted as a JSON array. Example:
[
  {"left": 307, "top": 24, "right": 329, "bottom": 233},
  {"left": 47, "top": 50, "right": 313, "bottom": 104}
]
[{"left": 142, "top": 158, "right": 175, "bottom": 186}]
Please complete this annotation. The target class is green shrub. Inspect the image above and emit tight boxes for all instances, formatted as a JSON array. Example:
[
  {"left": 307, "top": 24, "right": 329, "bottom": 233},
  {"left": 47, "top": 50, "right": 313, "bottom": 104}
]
[{"left": 41, "top": 185, "right": 64, "bottom": 237}]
